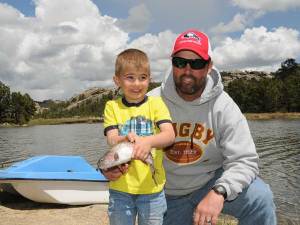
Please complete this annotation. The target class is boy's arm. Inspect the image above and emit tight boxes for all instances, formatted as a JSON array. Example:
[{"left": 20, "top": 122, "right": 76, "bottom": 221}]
[
  {"left": 106, "top": 129, "right": 127, "bottom": 146},
  {"left": 132, "top": 122, "right": 175, "bottom": 160},
  {"left": 144, "top": 122, "right": 175, "bottom": 148}
]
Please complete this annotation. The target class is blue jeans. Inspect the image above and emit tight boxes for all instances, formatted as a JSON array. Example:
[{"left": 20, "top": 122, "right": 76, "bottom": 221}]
[
  {"left": 108, "top": 189, "right": 167, "bottom": 225},
  {"left": 163, "top": 171, "right": 276, "bottom": 225}
]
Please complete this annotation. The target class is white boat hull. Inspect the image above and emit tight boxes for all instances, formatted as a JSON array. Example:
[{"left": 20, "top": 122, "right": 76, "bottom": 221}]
[
  {"left": 0, "top": 155, "right": 109, "bottom": 205},
  {"left": 3, "top": 179, "right": 109, "bottom": 205}
]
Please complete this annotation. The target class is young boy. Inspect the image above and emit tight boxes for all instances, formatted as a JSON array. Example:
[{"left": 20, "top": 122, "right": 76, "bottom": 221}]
[{"left": 103, "top": 48, "right": 175, "bottom": 225}]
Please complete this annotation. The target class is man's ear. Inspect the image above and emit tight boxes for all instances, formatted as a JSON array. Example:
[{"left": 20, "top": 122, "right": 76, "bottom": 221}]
[
  {"left": 207, "top": 61, "right": 213, "bottom": 74},
  {"left": 113, "top": 75, "right": 120, "bottom": 87}
]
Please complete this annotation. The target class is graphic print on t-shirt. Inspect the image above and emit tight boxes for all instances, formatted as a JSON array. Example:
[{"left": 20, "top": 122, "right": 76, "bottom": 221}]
[{"left": 118, "top": 116, "right": 154, "bottom": 136}]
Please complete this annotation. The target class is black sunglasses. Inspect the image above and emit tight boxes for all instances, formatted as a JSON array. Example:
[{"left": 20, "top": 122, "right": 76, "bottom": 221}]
[{"left": 172, "top": 57, "right": 209, "bottom": 70}]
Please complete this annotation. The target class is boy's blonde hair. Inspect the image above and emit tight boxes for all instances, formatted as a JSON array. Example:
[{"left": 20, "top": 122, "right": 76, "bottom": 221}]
[{"left": 115, "top": 48, "right": 150, "bottom": 76}]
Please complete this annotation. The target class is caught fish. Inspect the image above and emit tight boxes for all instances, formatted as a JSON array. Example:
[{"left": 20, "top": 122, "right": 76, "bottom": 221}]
[{"left": 97, "top": 142, "right": 157, "bottom": 185}]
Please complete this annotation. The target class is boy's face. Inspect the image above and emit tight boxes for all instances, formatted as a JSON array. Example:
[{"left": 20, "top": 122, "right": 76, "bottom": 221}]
[{"left": 114, "top": 65, "right": 150, "bottom": 103}]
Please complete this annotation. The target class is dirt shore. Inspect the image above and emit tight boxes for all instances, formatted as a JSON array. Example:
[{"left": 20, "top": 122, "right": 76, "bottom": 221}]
[
  {"left": 0, "top": 192, "right": 109, "bottom": 225},
  {"left": 0, "top": 191, "right": 237, "bottom": 225}
]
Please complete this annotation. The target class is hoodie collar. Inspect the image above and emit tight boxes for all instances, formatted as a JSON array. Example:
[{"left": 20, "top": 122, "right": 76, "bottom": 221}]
[{"left": 161, "top": 66, "right": 223, "bottom": 106}]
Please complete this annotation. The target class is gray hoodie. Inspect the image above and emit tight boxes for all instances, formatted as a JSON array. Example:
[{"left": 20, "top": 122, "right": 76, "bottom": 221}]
[{"left": 148, "top": 67, "right": 259, "bottom": 201}]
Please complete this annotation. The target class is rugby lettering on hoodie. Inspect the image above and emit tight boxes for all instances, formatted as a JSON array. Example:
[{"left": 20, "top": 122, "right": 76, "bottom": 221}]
[{"left": 164, "top": 122, "right": 214, "bottom": 164}]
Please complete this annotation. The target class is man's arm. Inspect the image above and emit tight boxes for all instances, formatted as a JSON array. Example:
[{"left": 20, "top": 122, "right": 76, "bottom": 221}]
[
  {"left": 193, "top": 93, "right": 259, "bottom": 225},
  {"left": 214, "top": 93, "right": 259, "bottom": 201}
]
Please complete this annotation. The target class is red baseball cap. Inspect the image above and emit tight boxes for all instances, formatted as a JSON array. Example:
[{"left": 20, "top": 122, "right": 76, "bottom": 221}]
[{"left": 171, "top": 29, "right": 211, "bottom": 60}]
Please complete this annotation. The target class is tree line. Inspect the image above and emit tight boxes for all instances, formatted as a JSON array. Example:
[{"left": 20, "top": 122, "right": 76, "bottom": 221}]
[
  {"left": 225, "top": 58, "right": 300, "bottom": 113},
  {"left": 0, "top": 82, "right": 36, "bottom": 124},
  {"left": 0, "top": 59, "right": 299, "bottom": 125}
]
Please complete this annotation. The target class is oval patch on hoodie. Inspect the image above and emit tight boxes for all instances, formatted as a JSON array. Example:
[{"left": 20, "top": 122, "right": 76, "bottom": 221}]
[{"left": 164, "top": 141, "right": 203, "bottom": 164}]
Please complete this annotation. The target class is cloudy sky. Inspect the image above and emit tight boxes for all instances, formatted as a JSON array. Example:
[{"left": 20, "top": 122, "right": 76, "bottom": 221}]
[{"left": 0, "top": 0, "right": 299, "bottom": 101}]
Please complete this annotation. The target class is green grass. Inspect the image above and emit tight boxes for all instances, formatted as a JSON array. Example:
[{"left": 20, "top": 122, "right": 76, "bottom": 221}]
[
  {"left": 245, "top": 112, "right": 300, "bottom": 120},
  {"left": 27, "top": 116, "right": 103, "bottom": 126},
  {"left": 1, "top": 113, "right": 299, "bottom": 128}
]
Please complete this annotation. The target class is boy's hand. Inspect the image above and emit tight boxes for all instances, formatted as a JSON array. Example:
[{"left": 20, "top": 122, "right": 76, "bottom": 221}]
[
  {"left": 101, "top": 164, "right": 129, "bottom": 181},
  {"left": 126, "top": 132, "right": 152, "bottom": 161},
  {"left": 132, "top": 136, "right": 152, "bottom": 161},
  {"left": 126, "top": 132, "right": 136, "bottom": 143}
]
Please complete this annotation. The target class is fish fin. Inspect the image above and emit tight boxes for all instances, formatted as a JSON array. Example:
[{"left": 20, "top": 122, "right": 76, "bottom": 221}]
[
  {"left": 147, "top": 153, "right": 158, "bottom": 186},
  {"left": 140, "top": 153, "right": 158, "bottom": 186},
  {"left": 151, "top": 166, "right": 158, "bottom": 186}
]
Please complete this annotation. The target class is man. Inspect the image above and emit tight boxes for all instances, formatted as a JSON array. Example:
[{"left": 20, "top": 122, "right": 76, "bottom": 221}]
[{"left": 103, "top": 29, "right": 276, "bottom": 225}]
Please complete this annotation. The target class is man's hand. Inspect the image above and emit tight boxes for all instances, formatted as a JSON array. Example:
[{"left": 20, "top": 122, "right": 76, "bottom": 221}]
[
  {"left": 101, "top": 164, "right": 129, "bottom": 181},
  {"left": 193, "top": 190, "right": 224, "bottom": 225}
]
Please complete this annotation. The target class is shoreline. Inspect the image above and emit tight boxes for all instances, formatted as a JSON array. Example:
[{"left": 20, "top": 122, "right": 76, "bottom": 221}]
[
  {"left": 0, "top": 113, "right": 300, "bottom": 128},
  {"left": 0, "top": 191, "right": 109, "bottom": 225},
  {"left": 0, "top": 191, "right": 237, "bottom": 225},
  {"left": 244, "top": 112, "right": 300, "bottom": 120}
]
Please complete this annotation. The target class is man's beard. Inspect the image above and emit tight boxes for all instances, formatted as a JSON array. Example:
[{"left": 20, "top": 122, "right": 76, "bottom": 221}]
[{"left": 174, "top": 74, "right": 206, "bottom": 95}]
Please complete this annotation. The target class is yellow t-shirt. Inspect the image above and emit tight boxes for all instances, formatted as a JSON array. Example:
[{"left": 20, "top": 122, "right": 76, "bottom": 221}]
[{"left": 103, "top": 96, "right": 172, "bottom": 194}]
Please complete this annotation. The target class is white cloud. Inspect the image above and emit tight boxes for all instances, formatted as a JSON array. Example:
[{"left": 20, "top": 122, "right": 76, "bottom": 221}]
[
  {"left": 0, "top": 0, "right": 178, "bottom": 101},
  {"left": 34, "top": 0, "right": 101, "bottom": 25},
  {"left": 232, "top": 0, "right": 300, "bottom": 11},
  {"left": 0, "top": 0, "right": 130, "bottom": 100},
  {"left": 213, "top": 26, "right": 300, "bottom": 71},
  {"left": 128, "top": 30, "right": 176, "bottom": 80},
  {"left": 211, "top": 11, "right": 264, "bottom": 34},
  {"left": 0, "top": 3, "right": 24, "bottom": 25},
  {"left": 116, "top": 4, "right": 151, "bottom": 33}
]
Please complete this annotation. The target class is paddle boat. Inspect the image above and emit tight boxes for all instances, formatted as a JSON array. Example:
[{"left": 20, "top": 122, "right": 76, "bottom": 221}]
[{"left": 0, "top": 155, "right": 109, "bottom": 205}]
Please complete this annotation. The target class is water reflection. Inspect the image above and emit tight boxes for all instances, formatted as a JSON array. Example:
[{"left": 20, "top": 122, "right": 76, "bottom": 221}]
[
  {"left": 0, "top": 123, "right": 109, "bottom": 165},
  {"left": 249, "top": 120, "right": 300, "bottom": 224}
]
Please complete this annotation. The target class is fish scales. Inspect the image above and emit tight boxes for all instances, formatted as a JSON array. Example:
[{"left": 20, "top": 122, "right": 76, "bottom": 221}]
[{"left": 97, "top": 142, "right": 158, "bottom": 186}]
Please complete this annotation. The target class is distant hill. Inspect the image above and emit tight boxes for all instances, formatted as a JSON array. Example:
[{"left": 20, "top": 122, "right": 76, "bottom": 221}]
[
  {"left": 35, "top": 88, "right": 117, "bottom": 114},
  {"left": 221, "top": 70, "right": 273, "bottom": 86},
  {"left": 67, "top": 87, "right": 117, "bottom": 110},
  {"left": 34, "top": 71, "right": 273, "bottom": 114}
]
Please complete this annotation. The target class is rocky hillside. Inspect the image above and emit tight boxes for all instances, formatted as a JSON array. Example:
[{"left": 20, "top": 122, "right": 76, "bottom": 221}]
[
  {"left": 35, "top": 87, "right": 117, "bottom": 114},
  {"left": 35, "top": 71, "right": 273, "bottom": 113},
  {"left": 66, "top": 87, "right": 117, "bottom": 110},
  {"left": 220, "top": 70, "right": 273, "bottom": 87}
]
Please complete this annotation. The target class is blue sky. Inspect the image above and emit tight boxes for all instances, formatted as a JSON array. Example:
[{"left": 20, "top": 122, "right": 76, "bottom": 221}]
[{"left": 0, "top": 0, "right": 299, "bottom": 100}]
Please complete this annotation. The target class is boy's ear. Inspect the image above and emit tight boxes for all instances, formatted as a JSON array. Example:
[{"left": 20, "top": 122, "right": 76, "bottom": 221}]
[{"left": 113, "top": 75, "right": 120, "bottom": 87}]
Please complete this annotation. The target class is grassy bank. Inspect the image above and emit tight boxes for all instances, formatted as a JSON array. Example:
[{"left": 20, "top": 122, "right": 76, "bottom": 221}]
[
  {"left": 28, "top": 116, "right": 103, "bottom": 126},
  {"left": 244, "top": 112, "right": 300, "bottom": 120},
  {"left": 1, "top": 113, "right": 300, "bottom": 127},
  {"left": 25, "top": 112, "right": 300, "bottom": 125}
]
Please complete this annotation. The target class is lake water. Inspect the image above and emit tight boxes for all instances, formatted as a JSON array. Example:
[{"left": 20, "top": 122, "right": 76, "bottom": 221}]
[{"left": 0, "top": 120, "right": 299, "bottom": 224}]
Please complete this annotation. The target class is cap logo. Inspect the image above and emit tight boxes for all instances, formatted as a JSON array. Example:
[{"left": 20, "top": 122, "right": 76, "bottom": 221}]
[
  {"left": 183, "top": 32, "right": 201, "bottom": 42},
  {"left": 172, "top": 30, "right": 210, "bottom": 59}
]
